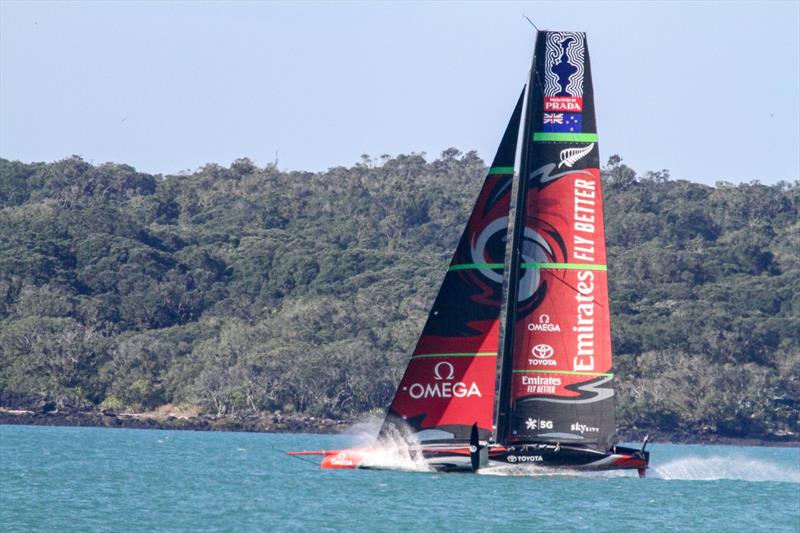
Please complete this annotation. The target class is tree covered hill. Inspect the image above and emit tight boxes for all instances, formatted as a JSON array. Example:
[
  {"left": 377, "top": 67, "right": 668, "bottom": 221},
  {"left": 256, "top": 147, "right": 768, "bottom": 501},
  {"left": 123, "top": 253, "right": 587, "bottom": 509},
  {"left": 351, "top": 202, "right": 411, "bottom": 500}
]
[{"left": 0, "top": 152, "right": 797, "bottom": 439}]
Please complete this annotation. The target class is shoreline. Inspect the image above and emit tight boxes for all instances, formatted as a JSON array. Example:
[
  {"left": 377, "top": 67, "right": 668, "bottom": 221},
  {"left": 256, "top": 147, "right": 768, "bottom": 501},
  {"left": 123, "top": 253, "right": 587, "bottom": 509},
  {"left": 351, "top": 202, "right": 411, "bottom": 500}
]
[
  {"left": 0, "top": 407, "right": 349, "bottom": 435},
  {"left": 1, "top": 408, "right": 797, "bottom": 448}
]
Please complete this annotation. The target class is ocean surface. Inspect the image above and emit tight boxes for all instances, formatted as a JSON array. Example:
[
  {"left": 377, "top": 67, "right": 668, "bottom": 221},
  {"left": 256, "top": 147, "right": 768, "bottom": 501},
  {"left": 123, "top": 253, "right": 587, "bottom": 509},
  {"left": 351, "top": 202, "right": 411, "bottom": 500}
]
[{"left": 1, "top": 424, "right": 798, "bottom": 532}]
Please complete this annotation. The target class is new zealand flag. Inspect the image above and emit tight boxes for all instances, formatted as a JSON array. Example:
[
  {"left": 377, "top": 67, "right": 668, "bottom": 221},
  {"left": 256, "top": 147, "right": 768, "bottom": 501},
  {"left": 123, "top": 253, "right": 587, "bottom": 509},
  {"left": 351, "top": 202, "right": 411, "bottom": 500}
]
[{"left": 542, "top": 113, "right": 582, "bottom": 133}]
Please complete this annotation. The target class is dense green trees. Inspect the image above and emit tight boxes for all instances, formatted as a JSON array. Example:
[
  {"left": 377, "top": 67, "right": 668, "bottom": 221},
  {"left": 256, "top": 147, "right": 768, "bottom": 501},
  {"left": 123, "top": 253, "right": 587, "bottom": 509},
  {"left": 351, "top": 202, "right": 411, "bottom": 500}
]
[{"left": 0, "top": 154, "right": 797, "bottom": 438}]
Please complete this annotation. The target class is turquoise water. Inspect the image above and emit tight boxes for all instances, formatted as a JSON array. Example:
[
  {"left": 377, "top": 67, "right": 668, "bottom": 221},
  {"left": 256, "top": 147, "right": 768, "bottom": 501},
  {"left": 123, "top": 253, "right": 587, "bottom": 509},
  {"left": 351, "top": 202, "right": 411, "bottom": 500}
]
[{"left": 1, "top": 425, "right": 798, "bottom": 532}]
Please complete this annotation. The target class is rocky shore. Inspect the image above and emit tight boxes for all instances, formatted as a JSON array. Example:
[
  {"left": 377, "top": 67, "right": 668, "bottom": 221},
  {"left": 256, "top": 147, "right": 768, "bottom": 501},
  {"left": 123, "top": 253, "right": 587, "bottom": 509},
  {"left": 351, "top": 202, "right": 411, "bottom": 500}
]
[
  {"left": 0, "top": 407, "right": 349, "bottom": 434},
  {"left": 1, "top": 407, "right": 797, "bottom": 447},
  {"left": 614, "top": 424, "right": 799, "bottom": 448}
]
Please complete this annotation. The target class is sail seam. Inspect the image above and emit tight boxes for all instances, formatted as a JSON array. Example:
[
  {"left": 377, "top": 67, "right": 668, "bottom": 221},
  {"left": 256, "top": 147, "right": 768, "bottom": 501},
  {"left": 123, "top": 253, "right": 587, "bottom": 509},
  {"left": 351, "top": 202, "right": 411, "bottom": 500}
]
[
  {"left": 521, "top": 262, "right": 607, "bottom": 271},
  {"left": 533, "top": 132, "right": 598, "bottom": 142},
  {"left": 412, "top": 352, "right": 497, "bottom": 359},
  {"left": 448, "top": 263, "right": 504, "bottom": 271},
  {"left": 512, "top": 369, "right": 614, "bottom": 377},
  {"left": 487, "top": 166, "right": 515, "bottom": 175}
]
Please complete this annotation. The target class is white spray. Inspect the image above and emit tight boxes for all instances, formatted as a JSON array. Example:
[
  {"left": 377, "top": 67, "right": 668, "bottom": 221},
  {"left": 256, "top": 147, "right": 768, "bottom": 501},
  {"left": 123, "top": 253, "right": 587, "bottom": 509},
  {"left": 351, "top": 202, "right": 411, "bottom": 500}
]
[{"left": 341, "top": 416, "right": 433, "bottom": 472}]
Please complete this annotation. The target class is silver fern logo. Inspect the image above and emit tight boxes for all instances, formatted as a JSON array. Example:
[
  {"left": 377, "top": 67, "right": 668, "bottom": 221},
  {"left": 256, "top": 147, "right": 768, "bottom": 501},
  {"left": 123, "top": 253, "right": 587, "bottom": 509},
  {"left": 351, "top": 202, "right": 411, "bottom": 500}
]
[{"left": 559, "top": 143, "right": 594, "bottom": 168}]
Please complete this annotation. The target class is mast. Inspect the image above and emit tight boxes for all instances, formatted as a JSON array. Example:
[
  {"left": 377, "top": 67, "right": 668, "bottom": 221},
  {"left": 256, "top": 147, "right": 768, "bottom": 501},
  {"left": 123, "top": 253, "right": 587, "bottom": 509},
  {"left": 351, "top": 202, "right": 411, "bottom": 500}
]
[{"left": 495, "top": 40, "right": 538, "bottom": 444}]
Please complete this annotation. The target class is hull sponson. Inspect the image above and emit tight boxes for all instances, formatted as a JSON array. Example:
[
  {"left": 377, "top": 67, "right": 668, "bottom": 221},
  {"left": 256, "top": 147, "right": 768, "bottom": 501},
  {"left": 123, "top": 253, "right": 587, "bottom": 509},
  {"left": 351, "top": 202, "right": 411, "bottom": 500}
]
[
  {"left": 415, "top": 444, "right": 648, "bottom": 472},
  {"left": 320, "top": 444, "right": 649, "bottom": 473}
]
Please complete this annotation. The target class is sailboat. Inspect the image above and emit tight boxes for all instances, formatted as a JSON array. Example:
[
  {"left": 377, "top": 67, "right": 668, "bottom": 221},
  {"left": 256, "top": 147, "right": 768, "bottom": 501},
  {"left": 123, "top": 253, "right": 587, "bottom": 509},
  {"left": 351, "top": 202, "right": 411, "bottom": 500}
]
[{"left": 289, "top": 30, "right": 651, "bottom": 475}]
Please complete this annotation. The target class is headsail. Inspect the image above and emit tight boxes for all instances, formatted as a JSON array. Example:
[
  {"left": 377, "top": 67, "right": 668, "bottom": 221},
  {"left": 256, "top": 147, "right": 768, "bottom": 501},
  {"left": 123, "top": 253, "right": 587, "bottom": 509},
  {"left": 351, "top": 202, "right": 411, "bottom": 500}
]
[
  {"left": 498, "top": 31, "right": 615, "bottom": 451},
  {"left": 379, "top": 89, "right": 525, "bottom": 444}
]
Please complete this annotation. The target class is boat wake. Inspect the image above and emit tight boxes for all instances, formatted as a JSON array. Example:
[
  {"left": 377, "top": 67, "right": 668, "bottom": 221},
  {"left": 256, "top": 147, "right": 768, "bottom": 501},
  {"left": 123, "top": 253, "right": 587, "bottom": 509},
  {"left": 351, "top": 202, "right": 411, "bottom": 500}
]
[
  {"left": 650, "top": 455, "right": 800, "bottom": 483},
  {"left": 477, "top": 455, "right": 800, "bottom": 482},
  {"left": 479, "top": 464, "right": 581, "bottom": 477},
  {"left": 478, "top": 464, "right": 634, "bottom": 478}
]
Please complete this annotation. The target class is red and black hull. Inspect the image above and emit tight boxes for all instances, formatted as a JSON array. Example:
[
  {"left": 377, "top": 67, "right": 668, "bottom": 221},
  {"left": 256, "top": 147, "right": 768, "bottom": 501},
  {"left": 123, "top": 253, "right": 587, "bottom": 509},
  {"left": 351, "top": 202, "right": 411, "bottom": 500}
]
[
  {"left": 418, "top": 443, "right": 649, "bottom": 474},
  {"left": 303, "top": 442, "right": 649, "bottom": 476}
]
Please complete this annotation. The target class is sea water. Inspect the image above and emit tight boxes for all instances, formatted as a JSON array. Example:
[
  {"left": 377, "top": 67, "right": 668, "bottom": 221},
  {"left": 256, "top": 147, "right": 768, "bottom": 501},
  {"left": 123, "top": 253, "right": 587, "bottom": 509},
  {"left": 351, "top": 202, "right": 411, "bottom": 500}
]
[{"left": 1, "top": 425, "right": 798, "bottom": 532}]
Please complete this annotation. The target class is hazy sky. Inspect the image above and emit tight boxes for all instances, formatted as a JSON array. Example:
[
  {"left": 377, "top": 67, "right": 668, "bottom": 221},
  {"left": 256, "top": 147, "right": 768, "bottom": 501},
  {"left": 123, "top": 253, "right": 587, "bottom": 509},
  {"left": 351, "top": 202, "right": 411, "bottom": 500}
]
[{"left": 1, "top": 1, "right": 798, "bottom": 184}]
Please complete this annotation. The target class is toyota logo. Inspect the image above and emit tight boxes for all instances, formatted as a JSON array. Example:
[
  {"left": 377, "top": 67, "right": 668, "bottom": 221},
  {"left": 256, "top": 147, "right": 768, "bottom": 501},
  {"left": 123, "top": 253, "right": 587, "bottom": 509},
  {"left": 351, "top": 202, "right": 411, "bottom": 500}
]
[{"left": 531, "top": 344, "right": 554, "bottom": 359}]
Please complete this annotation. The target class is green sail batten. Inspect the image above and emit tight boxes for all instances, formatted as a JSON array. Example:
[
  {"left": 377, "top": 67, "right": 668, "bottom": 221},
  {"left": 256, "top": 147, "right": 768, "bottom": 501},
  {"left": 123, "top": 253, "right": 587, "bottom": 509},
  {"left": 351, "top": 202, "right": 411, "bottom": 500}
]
[
  {"left": 512, "top": 369, "right": 614, "bottom": 377},
  {"left": 521, "top": 262, "right": 607, "bottom": 271},
  {"left": 533, "top": 132, "right": 598, "bottom": 142},
  {"left": 448, "top": 263, "right": 504, "bottom": 271},
  {"left": 412, "top": 352, "right": 498, "bottom": 359},
  {"left": 488, "top": 166, "right": 514, "bottom": 175}
]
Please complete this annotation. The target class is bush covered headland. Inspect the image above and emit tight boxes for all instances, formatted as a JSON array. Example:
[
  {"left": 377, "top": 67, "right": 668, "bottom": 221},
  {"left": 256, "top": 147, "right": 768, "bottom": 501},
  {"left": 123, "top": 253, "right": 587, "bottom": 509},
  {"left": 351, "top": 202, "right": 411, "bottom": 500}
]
[{"left": 0, "top": 152, "right": 797, "bottom": 441}]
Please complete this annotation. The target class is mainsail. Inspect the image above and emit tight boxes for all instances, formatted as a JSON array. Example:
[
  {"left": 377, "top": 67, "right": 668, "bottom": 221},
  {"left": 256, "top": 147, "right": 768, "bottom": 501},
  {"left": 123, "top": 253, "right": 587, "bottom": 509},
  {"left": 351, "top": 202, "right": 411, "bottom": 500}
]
[
  {"left": 292, "top": 29, "right": 651, "bottom": 474},
  {"left": 379, "top": 90, "right": 525, "bottom": 443},
  {"left": 497, "top": 31, "right": 615, "bottom": 451}
]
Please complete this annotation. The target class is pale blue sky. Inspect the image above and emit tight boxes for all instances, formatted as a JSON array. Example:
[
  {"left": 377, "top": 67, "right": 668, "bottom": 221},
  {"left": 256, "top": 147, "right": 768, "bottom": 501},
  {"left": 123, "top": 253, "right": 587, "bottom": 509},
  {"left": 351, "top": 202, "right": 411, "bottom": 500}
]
[{"left": 1, "top": 1, "right": 798, "bottom": 184}]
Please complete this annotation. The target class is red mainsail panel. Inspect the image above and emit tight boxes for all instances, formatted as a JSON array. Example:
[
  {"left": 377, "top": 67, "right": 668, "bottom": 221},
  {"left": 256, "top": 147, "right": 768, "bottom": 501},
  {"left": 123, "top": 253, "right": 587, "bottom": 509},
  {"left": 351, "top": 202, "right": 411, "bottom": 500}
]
[
  {"left": 499, "top": 31, "right": 616, "bottom": 450},
  {"left": 379, "top": 91, "right": 524, "bottom": 443}
]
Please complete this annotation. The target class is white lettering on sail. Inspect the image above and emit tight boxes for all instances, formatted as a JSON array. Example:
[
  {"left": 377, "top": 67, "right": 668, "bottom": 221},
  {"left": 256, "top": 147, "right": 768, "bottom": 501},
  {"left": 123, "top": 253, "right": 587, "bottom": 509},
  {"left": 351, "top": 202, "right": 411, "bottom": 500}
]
[
  {"left": 407, "top": 381, "right": 481, "bottom": 400},
  {"left": 522, "top": 375, "right": 562, "bottom": 394},
  {"left": 573, "top": 178, "right": 596, "bottom": 236},
  {"left": 525, "top": 417, "right": 553, "bottom": 430},
  {"left": 574, "top": 235, "right": 594, "bottom": 261},
  {"left": 405, "top": 362, "right": 482, "bottom": 400},
  {"left": 573, "top": 270, "right": 595, "bottom": 371},
  {"left": 527, "top": 314, "right": 561, "bottom": 332},
  {"left": 570, "top": 422, "right": 599, "bottom": 434},
  {"left": 572, "top": 176, "right": 598, "bottom": 372}
]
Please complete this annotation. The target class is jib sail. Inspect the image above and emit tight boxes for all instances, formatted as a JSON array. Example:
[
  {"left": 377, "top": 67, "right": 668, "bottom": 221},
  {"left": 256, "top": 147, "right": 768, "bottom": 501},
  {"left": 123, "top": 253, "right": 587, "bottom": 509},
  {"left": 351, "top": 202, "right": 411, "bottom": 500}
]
[
  {"left": 379, "top": 90, "right": 524, "bottom": 444},
  {"left": 497, "top": 31, "right": 615, "bottom": 451}
]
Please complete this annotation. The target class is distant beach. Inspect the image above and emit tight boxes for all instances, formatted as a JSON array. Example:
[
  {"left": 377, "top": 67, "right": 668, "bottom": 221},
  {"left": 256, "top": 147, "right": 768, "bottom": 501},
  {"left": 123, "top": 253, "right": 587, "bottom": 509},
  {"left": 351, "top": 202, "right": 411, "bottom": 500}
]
[
  {"left": 1, "top": 407, "right": 796, "bottom": 448},
  {"left": 0, "top": 406, "right": 347, "bottom": 435}
]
